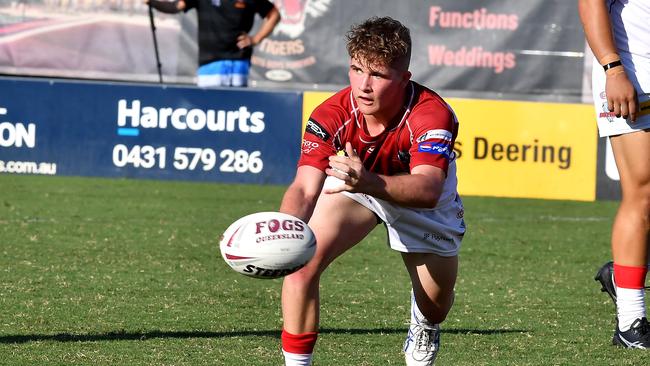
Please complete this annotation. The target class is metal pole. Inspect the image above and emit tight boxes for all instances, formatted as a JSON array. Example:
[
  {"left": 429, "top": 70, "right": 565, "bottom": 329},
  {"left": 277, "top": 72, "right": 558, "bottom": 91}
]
[{"left": 148, "top": 4, "right": 164, "bottom": 84}]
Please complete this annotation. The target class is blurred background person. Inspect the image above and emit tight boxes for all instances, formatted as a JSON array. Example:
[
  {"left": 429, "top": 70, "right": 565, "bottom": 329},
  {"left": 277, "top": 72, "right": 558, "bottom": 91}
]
[{"left": 147, "top": 0, "right": 280, "bottom": 87}]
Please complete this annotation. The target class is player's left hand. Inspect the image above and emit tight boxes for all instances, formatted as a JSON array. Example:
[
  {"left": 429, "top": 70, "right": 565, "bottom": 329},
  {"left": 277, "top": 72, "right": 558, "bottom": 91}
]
[{"left": 325, "top": 142, "right": 379, "bottom": 194}]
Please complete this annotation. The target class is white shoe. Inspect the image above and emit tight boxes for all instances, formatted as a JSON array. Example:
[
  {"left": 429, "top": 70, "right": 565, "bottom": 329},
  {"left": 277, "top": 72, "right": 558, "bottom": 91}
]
[
  {"left": 404, "top": 322, "right": 440, "bottom": 365},
  {"left": 403, "top": 292, "right": 440, "bottom": 365}
]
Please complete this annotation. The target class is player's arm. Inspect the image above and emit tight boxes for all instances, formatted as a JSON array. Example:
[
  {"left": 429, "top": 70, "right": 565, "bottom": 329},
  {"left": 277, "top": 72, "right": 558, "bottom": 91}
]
[
  {"left": 578, "top": 0, "right": 638, "bottom": 121},
  {"left": 327, "top": 142, "right": 444, "bottom": 209},
  {"left": 280, "top": 165, "right": 326, "bottom": 222},
  {"left": 374, "top": 164, "right": 445, "bottom": 208},
  {"left": 146, "top": 0, "right": 186, "bottom": 13},
  {"left": 237, "top": 5, "right": 281, "bottom": 48}
]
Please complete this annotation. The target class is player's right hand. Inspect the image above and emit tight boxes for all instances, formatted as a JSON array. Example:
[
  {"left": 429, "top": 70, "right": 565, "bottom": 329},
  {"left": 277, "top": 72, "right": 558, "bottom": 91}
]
[
  {"left": 325, "top": 142, "right": 381, "bottom": 194},
  {"left": 606, "top": 69, "right": 639, "bottom": 121}
]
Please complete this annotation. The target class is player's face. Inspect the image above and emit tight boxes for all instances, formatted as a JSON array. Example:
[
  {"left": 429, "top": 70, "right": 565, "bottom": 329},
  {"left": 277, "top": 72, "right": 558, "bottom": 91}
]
[{"left": 348, "top": 58, "right": 411, "bottom": 121}]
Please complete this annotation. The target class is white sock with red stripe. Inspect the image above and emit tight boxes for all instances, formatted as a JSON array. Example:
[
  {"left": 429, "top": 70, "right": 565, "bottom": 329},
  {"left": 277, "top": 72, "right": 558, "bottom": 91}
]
[
  {"left": 614, "top": 263, "right": 647, "bottom": 331},
  {"left": 281, "top": 329, "right": 318, "bottom": 366}
]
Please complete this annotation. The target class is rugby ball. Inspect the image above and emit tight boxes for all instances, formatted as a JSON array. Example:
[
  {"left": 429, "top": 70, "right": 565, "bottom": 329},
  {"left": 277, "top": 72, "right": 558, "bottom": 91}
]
[{"left": 219, "top": 212, "right": 316, "bottom": 279}]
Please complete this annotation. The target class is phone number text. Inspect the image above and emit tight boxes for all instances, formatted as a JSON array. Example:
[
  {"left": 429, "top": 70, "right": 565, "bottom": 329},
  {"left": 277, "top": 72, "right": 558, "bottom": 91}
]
[{"left": 112, "top": 145, "right": 263, "bottom": 173}]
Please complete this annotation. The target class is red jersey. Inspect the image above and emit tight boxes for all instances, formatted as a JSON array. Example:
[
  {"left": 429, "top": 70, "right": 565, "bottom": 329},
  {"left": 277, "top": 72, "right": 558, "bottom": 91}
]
[{"left": 299, "top": 81, "right": 458, "bottom": 176}]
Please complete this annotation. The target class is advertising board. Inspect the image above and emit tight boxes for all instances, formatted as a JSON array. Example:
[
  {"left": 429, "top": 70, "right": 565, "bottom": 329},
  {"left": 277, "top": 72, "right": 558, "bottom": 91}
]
[{"left": 0, "top": 78, "right": 302, "bottom": 184}]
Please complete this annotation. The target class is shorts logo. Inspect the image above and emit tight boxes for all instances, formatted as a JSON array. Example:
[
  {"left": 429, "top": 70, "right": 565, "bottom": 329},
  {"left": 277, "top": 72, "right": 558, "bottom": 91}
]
[
  {"left": 305, "top": 119, "right": 330, "bottom": 141},
  {"left": 422, "top": 232, "right": 454, "bottom": 243},
  {"left": 600, "top": 103, "right": 616, "bottom": 122},
  {"left": 416, "top": 129, "right": 452, "bottom": 143}
]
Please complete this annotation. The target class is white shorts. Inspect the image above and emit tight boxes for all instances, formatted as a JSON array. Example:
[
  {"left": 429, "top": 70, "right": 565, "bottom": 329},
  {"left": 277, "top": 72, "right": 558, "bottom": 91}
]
[
  {"left": 591, "top": 54, "right": 650, "bottom": 137},
  {"left": 324, "top": 176, "right": 465, "bottom": 256}
]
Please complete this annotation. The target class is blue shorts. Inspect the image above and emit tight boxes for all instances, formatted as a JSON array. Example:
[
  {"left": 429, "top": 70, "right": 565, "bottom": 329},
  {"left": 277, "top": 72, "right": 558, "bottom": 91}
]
[{"left": 197, "top": 60, "right": 250, "bottom": 87}]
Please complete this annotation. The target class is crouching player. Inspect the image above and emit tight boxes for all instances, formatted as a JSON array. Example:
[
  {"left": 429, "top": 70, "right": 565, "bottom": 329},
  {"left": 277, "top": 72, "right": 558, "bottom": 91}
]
[{"left": 277, "top": 16, "right": 465, "bottom": 365}]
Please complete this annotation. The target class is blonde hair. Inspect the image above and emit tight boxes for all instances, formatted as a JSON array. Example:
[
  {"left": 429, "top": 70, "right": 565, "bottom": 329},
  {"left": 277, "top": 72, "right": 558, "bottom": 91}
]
[{"left": 345, "top": 16, "right": 411, "bottom": 71}]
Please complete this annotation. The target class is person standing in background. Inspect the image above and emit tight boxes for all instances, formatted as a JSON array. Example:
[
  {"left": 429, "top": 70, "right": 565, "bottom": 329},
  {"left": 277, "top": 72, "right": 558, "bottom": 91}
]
[
  {"left": 579, "top": 0, "right": 650, "bottom": 349},
  {"left": 147, "top": 0, "right": 280, "bottom": 87}
]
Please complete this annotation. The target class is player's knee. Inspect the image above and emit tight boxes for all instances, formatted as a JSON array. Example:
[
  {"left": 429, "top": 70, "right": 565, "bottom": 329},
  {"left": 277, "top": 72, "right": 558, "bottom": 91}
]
[
  {"left": 421, "top": 305, "right": 450, "bottom": 324},
  {"left": 635, "top": 186, "right": 650, "bottom": 223},
  {"left": 284, "top": 262, "right": 322, "bottom": 288},
  {"left": 418, "top": 296, "right": 454, "bottom": 324},
  {"left": 622, "top": 185, "right": 650, "bottom": 218}
]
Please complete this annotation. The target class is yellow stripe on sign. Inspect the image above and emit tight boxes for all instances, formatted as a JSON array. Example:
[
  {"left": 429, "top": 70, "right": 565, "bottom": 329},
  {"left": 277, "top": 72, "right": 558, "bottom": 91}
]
[
  {"left": 302, "top": 92, "right": 598, "bottom": 201},
  {"left": 302, "top": 91, "right": 334, "bottom": 138},
  {"left": 449, "top": 98, "right": 597, "bottom": 201}
]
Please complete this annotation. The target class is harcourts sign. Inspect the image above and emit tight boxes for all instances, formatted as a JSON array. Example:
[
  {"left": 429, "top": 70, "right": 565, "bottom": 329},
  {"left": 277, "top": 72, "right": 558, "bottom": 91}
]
[
  {"left": 116, "top": 100, "right": 266, "bottom": 134},
  {"left": 0, "top": 77, "right": 302, "bottom": 184}
]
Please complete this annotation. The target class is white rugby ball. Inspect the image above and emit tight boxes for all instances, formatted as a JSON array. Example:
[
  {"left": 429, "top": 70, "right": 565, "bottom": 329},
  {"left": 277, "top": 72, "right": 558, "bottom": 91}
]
[{"left": 219, "top": 212, "right": 316, "bottom": 279}]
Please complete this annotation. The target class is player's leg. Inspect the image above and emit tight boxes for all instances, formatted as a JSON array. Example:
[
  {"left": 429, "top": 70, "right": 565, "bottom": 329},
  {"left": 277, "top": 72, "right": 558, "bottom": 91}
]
[
  {"left": 401, "top": 252, "right": 458, "bottom": 366},
  {"left": 281, "top": 191, "right": 378, "bottom": 365},
  {"left": 609, "top": 129, "right": 650, "bottom": 348}
]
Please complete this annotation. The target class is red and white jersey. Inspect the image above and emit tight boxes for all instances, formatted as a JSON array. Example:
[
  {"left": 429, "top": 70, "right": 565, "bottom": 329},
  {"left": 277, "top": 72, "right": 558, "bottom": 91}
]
[{"left": 299, "top": 81, "right": 461, "bottom": 207}]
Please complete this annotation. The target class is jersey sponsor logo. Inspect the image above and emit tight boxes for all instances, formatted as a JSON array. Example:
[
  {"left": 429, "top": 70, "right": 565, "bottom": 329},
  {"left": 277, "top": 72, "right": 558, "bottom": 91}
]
[
  {"left": 302, "top": 140, "right": 319, "bottom": 154},
  {"left": 305, "top": 119, "right": 330, "bottom": 141},
  {"left": 416, "top": 129, "right": 452, "bottom": 143},
  {"left": 418, "top": 141, "right": 451, "bottom": 158}
]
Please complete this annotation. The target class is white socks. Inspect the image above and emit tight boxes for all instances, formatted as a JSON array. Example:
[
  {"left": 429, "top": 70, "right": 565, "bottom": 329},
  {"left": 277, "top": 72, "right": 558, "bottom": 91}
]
[
  {"left": 283, "top": 350, "right": 313, "bottom": 366},
  {"left": 616, "top": 287, "right": 646, "bottom": 331}
]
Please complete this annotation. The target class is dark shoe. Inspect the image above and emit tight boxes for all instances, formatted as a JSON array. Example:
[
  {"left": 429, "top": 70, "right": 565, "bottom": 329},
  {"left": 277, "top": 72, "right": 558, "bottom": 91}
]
[
  {"left": 613, "top": 317, "right": 650, "bottom": 349},
  {"left": 595, "top": 261, "right": 616, "bottom": 303}
]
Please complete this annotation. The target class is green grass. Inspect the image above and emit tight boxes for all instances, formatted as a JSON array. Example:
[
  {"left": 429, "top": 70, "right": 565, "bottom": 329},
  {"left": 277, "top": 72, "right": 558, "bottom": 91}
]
[{"left": 0, "top": 174, "right": 644, "bottom": 365}]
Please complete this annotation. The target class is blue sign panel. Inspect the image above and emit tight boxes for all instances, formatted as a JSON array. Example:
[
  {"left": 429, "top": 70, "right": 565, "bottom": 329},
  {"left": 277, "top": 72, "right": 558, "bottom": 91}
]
[{"left": 0, "top": 77, "right": 302, "bottom": 184}]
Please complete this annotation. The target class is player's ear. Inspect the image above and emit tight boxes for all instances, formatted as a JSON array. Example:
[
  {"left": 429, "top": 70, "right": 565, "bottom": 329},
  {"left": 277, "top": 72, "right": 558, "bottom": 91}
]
[{"left": 400, "top": 71, "right": 412, "bottom": 87}]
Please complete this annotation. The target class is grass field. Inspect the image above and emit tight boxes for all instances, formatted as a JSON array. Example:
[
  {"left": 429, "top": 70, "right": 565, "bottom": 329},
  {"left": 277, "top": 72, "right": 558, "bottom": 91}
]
[{"left": 0, "top": 174, "right": 645, "bottom": 365}]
